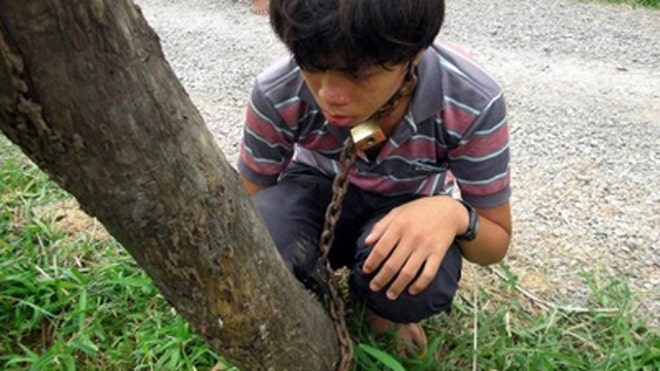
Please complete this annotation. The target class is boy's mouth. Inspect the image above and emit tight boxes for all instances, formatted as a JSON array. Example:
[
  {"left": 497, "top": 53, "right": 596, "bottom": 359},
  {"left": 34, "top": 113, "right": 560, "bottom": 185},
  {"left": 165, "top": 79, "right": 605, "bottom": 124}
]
[{"left": 323, "top": 112, "right": 354, "bottom": 127}]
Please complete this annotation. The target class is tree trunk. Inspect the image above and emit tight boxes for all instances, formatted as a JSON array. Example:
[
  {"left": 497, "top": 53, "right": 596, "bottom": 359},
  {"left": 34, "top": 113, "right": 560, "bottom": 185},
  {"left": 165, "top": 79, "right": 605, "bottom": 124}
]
[{"left": 0, "top": 1, "right": 339, "bottom": 370}]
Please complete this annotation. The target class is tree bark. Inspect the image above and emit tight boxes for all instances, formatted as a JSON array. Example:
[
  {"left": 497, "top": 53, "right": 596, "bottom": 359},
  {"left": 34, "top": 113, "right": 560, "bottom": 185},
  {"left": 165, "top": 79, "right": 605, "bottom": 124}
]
[{"left": 0, "top": 1, "right": 339, "bottom": 370}]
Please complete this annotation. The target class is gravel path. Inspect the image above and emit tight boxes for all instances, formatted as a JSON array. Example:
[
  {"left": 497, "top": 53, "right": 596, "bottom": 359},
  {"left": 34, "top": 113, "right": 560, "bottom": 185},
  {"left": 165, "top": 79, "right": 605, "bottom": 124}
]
[{"left": 135, "top": 0, "right": 660, "bottom": 324}]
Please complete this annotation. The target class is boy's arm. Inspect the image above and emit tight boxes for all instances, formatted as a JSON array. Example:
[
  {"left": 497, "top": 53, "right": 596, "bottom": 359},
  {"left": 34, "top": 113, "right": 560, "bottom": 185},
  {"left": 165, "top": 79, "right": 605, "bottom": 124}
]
[
  {"left": 460, "top": 201, "right": 511, "bottom": 265},
  {"left": 238, "top": 68, "right": 299, "bottom": 196},
  {"left": 239, "top": 174, "right": 270, "bottom": 196}
]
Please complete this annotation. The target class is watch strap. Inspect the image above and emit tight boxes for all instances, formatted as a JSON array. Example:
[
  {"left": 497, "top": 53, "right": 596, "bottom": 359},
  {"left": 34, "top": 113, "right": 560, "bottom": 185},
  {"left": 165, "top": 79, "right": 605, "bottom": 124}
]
[{"left": 456, "top": 199, "right": 479, "bottom": 242}]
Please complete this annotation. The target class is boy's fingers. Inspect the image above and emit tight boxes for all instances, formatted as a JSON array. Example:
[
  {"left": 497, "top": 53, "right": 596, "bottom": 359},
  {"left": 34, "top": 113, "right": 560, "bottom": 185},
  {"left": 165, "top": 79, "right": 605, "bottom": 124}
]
[
  {"left": 363, "top": 229, "right": 398, "bottom": 275},
  {"left": 385, "top": 250, "right": 424, "bottom": 300},
  {"left": 409, "top": 256, "right": 441, "bottom": 295},
  {"left": 364, "top": 209, "right": 397, "bottom": 245},
  {"left": 369, "top": 238, "right": 413, "bottom": 294}
]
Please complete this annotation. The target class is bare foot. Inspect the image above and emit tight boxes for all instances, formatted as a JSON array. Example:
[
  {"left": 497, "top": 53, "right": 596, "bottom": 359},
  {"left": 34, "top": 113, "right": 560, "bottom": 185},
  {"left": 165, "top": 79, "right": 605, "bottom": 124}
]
[
  {"left": 251, "top": 0, "right": 268, "bottom": 15},
  {"left": 367, "top": 311, "right": 428, "bottom": 358}
]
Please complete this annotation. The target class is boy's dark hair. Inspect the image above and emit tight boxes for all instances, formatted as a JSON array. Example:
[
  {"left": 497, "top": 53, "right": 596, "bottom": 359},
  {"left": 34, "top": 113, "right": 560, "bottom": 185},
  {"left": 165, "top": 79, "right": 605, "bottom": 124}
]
[{"left": 270, "top": 0, "right": 445, "bottom": 72}]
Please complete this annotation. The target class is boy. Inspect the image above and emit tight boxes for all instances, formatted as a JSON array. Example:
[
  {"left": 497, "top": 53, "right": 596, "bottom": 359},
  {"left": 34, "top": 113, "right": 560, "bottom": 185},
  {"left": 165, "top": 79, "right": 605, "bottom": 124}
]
[{"left": 238, "top": 0, "right": 512, "bottom": 352}]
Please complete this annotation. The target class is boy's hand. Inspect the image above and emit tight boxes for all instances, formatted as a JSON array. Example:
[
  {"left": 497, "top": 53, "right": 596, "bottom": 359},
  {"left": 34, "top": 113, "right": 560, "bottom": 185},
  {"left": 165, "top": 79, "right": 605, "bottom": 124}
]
[{"left": 362, "top": 196, "right": 468, "bottom": 300}]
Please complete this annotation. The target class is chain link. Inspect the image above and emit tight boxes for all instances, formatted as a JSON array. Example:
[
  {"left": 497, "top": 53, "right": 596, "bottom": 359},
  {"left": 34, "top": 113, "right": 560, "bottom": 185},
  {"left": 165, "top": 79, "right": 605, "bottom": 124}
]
[{"left": 317, "top": 137, "right": 357, "bottom": 371}]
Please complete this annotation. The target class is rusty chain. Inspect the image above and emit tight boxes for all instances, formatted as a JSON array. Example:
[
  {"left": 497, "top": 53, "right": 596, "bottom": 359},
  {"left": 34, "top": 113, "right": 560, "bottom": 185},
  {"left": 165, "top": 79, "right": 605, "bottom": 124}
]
[
  {"left": 312, "top": 63, "right": 416, "bottom": 370},
  {"left": 317, "top": 137, "right": 357, "bottom": 371}
]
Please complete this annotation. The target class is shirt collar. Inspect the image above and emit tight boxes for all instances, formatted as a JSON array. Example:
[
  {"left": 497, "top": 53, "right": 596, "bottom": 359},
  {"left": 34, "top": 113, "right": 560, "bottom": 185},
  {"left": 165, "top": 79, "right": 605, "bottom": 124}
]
[{"left": 409, "top": 47, "right": 444, "bottom": 124}]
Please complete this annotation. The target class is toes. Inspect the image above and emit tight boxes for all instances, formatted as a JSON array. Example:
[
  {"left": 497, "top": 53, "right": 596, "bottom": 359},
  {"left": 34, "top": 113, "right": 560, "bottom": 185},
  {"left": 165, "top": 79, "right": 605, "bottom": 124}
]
[{"left": 395, "top": 323, "right": 428, "bottom": 358}]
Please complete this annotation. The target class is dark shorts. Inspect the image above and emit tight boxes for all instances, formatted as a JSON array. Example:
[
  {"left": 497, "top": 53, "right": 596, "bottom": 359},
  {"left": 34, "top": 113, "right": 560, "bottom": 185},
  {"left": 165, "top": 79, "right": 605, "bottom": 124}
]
[{"left": 251, "top": 163, "right": 462, "bottom": 323}]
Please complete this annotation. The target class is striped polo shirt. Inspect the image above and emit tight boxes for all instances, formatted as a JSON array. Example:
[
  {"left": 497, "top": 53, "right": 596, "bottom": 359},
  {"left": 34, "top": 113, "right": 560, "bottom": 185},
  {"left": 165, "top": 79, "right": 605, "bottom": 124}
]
[{"left": 238, "top": 40, "right": 511, "bottom": 208}]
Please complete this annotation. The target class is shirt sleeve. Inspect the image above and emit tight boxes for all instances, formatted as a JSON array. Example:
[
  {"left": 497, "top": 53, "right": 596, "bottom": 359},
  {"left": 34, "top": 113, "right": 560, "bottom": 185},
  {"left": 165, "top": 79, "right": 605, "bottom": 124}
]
[
  {"left": 237, "top": 81, "right": 296, "bottom": 186},
  {"left": 448, "top": 93, "right": 511, "bottom": 208}
]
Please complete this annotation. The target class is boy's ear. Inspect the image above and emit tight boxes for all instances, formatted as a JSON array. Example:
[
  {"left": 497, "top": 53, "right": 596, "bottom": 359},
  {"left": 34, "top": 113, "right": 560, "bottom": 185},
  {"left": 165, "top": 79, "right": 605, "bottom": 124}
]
[{"left": 412, "top": 50, "right": 425, "bottom": 66}]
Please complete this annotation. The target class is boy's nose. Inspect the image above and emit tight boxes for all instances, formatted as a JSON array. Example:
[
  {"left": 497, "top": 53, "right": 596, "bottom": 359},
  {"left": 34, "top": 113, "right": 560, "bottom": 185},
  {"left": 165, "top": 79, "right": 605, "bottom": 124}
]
[{"left": 318, "top": 72, "right": 350, "bottom": 107}]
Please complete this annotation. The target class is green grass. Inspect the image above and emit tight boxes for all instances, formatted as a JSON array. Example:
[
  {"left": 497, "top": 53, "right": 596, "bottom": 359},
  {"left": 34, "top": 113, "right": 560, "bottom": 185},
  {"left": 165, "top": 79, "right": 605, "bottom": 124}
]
[
  {"left": 1, "top": 135, "right": 658, "bottom": 370},
  {"left": 596, "top": 0, "right": 660, "bottom": 8},
  {"left": 0, "top": 138, "right": 222, "bottom": 370},
  {"left": 350, "top": 275, "right": 659, "bottom": 371}
]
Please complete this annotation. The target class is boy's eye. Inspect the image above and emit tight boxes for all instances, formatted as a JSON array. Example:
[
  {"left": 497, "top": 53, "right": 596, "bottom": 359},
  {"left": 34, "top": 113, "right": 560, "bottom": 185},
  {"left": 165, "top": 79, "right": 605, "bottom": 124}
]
[{"left": 348, "top": 69, "right": 373, "bottom": 81}]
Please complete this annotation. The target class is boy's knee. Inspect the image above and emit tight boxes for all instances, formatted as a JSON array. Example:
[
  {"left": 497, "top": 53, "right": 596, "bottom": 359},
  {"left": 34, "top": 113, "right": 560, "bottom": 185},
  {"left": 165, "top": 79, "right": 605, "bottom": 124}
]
[{"left": 351, "top": 243, "right": 462, "bottom": 323}]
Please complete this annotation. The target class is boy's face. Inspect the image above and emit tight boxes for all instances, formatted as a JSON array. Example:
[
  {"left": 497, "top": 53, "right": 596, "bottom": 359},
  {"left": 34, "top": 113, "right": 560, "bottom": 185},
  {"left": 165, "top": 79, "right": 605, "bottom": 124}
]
[{"left": 300, "top": 60, "right": 409, "bottom": 128}]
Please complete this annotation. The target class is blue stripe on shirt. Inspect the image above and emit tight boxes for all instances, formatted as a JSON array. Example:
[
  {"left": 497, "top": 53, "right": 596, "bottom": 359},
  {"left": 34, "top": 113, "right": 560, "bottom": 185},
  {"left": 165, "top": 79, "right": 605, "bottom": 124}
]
[
  {"left": 455, "top": 167, "right": 509, "bottom": 185},
  {"left": 450, "top": 143, "right": 509, "bottom": 162},
  {"left": 244, "top": 127, "right": 293, "bottom": 150}
]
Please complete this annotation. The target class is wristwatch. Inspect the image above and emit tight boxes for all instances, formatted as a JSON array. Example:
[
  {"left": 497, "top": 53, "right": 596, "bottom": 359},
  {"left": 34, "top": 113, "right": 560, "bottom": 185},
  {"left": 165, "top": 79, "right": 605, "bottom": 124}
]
[{"left": 456, "top": 199, "right": 479, "bottom": 242}]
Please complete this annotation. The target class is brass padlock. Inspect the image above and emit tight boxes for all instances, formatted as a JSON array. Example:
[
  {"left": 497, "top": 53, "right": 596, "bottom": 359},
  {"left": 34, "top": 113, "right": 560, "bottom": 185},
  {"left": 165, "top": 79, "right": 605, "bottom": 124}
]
[{"left": 350, "top": 120, "right": 386, "bottom": 152}]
